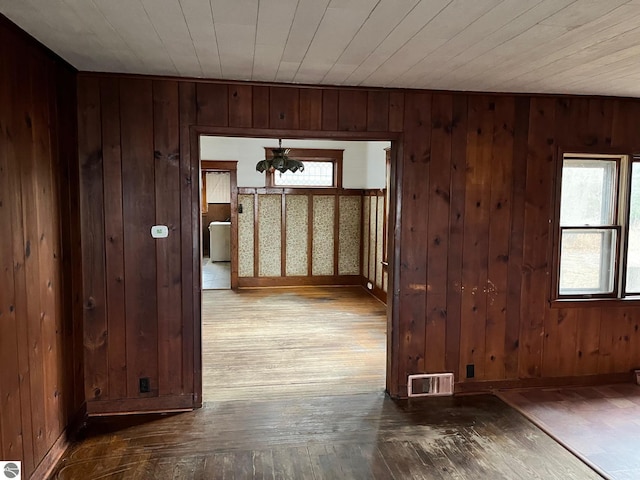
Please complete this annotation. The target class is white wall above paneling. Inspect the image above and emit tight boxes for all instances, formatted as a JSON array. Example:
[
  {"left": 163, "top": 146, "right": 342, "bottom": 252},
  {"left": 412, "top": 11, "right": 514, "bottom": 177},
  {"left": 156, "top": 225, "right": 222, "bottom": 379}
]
[
  {"left": 6, "top": 0, "right": 640, "bottom": 97},
  {"left": 200, "top": 136, "right": 389, "bottom": 189}
]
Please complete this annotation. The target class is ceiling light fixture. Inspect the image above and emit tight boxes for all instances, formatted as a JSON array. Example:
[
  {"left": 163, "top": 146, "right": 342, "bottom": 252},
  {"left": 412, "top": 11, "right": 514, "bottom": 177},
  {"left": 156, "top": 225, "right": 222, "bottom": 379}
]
[{"left": 255, "top": 139, "right": 305, "bottom": 174}]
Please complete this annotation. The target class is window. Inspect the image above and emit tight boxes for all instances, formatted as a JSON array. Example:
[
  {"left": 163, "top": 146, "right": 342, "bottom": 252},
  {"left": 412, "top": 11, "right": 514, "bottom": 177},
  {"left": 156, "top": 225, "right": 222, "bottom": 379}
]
[
  {"left": 265, "top": 148, "right": 343, "bottom": 188},
  {"left": 556, "top": 153, "right": 639, "bottom": 299}
]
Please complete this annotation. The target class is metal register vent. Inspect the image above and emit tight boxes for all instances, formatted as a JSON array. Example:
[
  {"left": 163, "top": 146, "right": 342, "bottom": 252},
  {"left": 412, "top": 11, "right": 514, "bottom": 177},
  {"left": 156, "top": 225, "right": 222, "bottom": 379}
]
[{"left": 407, "top": 373, "right": 454, "bottom": 397}]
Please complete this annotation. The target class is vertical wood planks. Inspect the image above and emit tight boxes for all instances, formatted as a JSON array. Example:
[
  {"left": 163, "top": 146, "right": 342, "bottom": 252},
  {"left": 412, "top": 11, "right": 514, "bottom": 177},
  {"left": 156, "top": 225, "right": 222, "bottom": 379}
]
[
  {"left": 0, "top": 17, "right": 83, "bottom": 476},
  {"left": 179, "top": 81, "right": 197, "bottom": 401},
  {"left": 519, "top": 97, "right": 556, "bottom": 379},
  {"left": 120, "top": 78, "right": 158, "bottom": 397},
  {"left": 228, "top": 85, "right": 252, "bottom": 128},
  {"left": 196, "top": 83, "right": 228, "bottom": 126},
  {"left": 153, "top": 81, "right": 182, "bottom": 396},
  {"left": 398, "top": 92, "right": 431, "bottom": 387},
  {"left": 367, "top": 91, "right": 390, "bottom": 132},
  {"left": 459, "top": 96, "right": 493, "bottom": 381},
  {"left": 484, "top": 96, "right": 515, "bottom": 381},
  {"left": 100, "top": 77, "right": 127, "bottom": 400},
  {"left": 270, "top": 87, "right": 299, "bottom": 130},
  {"left": 78, "top": 77, "right": 108, "bottom": 402},
  {"left": 338, "top": 90, "right": 367, "bottom": 131},
  {"left": 299, "top": 89, "right": 322, "bottom": 130},
  {"left": 425, "top": 94, "right": 452, "bottom": 373},
  {"left": 504, "top": 97, "right": 529, "bottom": 379},
  {"left": 322, "top": 90, "right": 339, "bottom": 131},
  {"left": 445, "top": 96, "right": 468, "bottom": 377},
  {"left": 0, "top": 26, "right": 23, "bottom": 463}
]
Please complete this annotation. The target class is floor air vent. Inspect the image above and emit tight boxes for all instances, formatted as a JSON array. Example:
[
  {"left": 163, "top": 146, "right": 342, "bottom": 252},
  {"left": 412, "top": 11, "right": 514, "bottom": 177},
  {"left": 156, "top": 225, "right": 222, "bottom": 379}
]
[{"left": 407, "top": 373, "right": 454, "bottom": 397}]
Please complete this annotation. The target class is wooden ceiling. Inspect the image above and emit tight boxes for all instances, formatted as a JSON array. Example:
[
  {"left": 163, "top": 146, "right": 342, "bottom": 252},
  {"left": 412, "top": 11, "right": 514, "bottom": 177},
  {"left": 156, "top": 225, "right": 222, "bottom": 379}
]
[{"left": 4, "top": 0, "right": 640, "bottom": 97}]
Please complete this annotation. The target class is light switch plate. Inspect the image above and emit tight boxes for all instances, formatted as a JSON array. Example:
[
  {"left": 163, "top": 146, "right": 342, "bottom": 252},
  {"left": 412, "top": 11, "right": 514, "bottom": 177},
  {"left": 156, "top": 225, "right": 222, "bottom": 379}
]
[{"left": 151, "top": 225, "right": 168, "bottom": 238}]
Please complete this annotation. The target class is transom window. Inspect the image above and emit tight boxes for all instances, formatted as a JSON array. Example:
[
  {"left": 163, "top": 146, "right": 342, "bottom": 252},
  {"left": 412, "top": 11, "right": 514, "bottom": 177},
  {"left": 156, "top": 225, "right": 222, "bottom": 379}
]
[
  {"left": 556, "top": 153, "right": 639, "bottom": 299},
  {"left": 265, "top": 148, "right": 343, "bottom": 188}
]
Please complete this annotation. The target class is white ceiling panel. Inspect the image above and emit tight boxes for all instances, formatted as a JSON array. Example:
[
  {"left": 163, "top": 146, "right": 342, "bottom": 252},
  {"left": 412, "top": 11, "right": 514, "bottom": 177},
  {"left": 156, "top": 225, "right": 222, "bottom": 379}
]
[{"left": 4, "top": 0, "right": 640, "bottom": 97}]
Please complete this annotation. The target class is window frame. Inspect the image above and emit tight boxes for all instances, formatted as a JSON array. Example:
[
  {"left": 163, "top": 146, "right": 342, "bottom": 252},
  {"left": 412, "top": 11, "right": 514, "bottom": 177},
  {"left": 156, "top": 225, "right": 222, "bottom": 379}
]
[
  {"left": 264, "top": 147, "right": 343, "bottom": 189},
  {"left": 552, "top": 151, "right": 637, "bottom": 302}
]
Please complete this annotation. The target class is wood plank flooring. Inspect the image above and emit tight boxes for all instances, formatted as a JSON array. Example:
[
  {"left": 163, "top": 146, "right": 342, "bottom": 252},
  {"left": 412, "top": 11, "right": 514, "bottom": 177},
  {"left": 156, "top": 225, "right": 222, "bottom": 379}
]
[
  {"left": 202, "top": 287, "right": 387, "bottom": 402},
  {"left": 499, "top": 383, "right": 640, "bottom": 480},
  {"left": 52, "top": 393, "right": 602, "bottom": 479},
  {"left": 51, "top": 287, "right": 602, "bottom": 478}
]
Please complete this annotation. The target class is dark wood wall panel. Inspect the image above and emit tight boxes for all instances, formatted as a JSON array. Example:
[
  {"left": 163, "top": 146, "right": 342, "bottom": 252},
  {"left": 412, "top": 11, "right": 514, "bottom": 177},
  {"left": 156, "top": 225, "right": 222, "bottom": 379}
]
[
  {"left": 299, "top": 89, "right": 322, "bottom": 130},
  {"left": 153, "top": 81, "right": 183, "bottom": 396},
  {"left": 396, "top": 92, "right": 431, "bottom": 391},
  {"left": 338, "top": 90, "right": 368, "bottom": 131},
  {"left": 76, "top": 73, "right": 640, "bottom": 409},
  {"left": 425, "top": 94, "right": 452, "bottom": 374},
  {"left": 120, "top": 79, "right": 159, "bottom": 398},
  {"left": 78, "top": 77, "right": 108, "bottom": 401},
  {"left": 100, "top": 78, "right": 127, "bottom": 400},
  {"left": 0, "top": 14, "right": 81, "bottom": 478}
]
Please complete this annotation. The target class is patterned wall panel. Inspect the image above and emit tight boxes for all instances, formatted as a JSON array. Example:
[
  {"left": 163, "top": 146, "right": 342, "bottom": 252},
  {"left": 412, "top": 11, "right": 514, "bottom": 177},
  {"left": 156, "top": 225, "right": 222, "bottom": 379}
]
[
  {"left": 338, "top": 196, "right": 361, "bottom": 275},
  {"left": 258, "top": 194, "right": 282, "bottom": 277},
  {"left": 368, "top": 196, "right": 377, "bottom": 282},
  {"left": 286, "top": 195, "right": 309, "bottom": 276},
  {"left": 238, "top": 194, "right": 254, "bottom": 277},
  {"left": 376, "top": 194, "right": 385, "bottom": 288},
  {"left": 362, "top": 196, "right": 370, "bottom": 277},
  {"left": 312, "top": 195, "right": 335, "bottom": 276}
]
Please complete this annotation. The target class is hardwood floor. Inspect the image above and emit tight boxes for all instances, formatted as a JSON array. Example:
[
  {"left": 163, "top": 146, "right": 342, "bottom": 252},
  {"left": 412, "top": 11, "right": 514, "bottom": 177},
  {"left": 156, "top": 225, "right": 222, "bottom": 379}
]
[
  {"left": 499, "top": 383, "right": 640, "bottom": 480},
  {"left": 202, "top": 287, "right": 387, "bottom": 402},
  {"left": 51, "top": 287, "right": 602, "bottom": 478},
  {"left": 52, "top": 393, "right": 601, "bottom": 479}
]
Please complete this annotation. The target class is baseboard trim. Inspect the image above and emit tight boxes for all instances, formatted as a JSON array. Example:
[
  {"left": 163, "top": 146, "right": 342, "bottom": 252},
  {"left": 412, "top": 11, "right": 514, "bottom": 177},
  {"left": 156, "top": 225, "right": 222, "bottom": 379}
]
[
  {"left": 86, "top": 394, "right": 196, "bottom": 416},
  {"left": 34, "top": 402, "right": 86, "bottom": 480},
  {"left": 238, "top": 275, "right": 362, "bottom": 288},
  {"left": 455, "top": 372, "right": 634, "bottom": 394}
]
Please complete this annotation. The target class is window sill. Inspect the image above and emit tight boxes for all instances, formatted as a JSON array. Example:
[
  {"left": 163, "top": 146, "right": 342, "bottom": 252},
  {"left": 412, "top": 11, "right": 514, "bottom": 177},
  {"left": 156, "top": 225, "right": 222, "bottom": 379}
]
[{"left": 550, "top": 297, "right": 640, "bottom": 308}]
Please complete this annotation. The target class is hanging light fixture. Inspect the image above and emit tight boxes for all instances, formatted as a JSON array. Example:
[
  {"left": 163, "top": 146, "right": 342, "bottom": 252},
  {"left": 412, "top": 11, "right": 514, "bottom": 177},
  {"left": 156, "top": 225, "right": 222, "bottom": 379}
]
[{"left": 255, "top": 139, "right": 305, "bottom": 174}]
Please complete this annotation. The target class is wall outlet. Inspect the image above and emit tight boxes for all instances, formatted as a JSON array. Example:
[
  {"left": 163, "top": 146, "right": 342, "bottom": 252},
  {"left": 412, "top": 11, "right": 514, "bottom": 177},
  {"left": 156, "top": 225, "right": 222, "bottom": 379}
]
[
  {"left": 466, "top": 364, "right": 475, "bottom": 379},
  {"left": 366, "top": 282, "right": 373, "bottom": 290},
  {"left": 139, "top": 377, "right": 151, "bottom": 393},
  {"left": 238, "top": 204, "right": 243, "bottom": 214},
  {"left": 635, "top": 369, "right": 640, "bottom": 385}
]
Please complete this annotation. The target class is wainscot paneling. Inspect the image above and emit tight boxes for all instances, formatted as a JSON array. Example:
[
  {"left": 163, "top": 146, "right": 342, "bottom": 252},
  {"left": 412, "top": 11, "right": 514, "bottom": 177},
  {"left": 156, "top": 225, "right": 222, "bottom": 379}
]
[
  {"left": 362, "top": 190, "right": 387, "bottom": 304},
  {"left": 236, "top": 189, "right": 362, "bottom": 287},
  {"left": 76, "top": 73, "right": 640, "bottom": 406},
  {"left": 0, "top": 14, "right": 82, "bottom": 479}
]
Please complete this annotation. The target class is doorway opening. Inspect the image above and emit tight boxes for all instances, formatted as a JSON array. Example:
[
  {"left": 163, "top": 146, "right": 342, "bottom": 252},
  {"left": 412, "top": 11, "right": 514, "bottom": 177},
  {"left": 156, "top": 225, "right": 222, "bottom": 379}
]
[
  {"left": 198, "top": 135, "right": 394, "bottom": 404},
  {"left": 201, "top": 161, "right": 238, "bottom": 290}
]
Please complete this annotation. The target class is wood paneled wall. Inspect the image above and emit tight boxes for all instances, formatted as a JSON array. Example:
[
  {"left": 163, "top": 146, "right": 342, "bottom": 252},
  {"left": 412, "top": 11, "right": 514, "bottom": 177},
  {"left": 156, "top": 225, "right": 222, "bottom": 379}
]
[
  {"left": 0, "top": 15, "right": 82, "bottom": 478},
  {"left": 77, "top": 73, "right": 640, "bottom": 406},
  {"left": 78, "top": 77, "right": 197, "bottom": 414}
]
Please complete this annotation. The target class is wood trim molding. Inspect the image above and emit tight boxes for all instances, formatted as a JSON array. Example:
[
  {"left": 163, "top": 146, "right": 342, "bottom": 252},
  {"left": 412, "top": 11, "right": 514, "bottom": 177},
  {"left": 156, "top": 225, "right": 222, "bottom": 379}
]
[
  {"left": 31, "top": 403, "right": 87, "bottom": 480},
  {"left": 238, "top": 187, "right": 364, "bottom": 195},
  {"left": 201, "top": 160, "right": 238, "bottom": 171},
  {"left": 454, "top": 372, "right": 634, "bottom": 395},
  {"left": 86, "top": 394, "right": 196, "bottom": 415},
  {"left": 238, "top": 275, "right": 361, "bottom": 288}
]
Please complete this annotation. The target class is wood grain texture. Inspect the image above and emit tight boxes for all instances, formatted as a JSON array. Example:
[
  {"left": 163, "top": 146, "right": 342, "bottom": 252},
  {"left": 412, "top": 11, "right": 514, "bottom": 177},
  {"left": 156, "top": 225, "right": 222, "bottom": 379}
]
[
  {"left": 0, "top": 15, "right": 82, "bottom": 478},
  {"left": 120, "top": 78, "right": 159, "bottom": 398},
  {"left": 52, "top": 391, "right": 601, "bottom": 480},
  {"left": 75, "top": 73, "right": 640, "bottom": 412},
  {"left": 153, "top": 80, "right": 183, "bottom": 396},
  {"left": 202, "top": 287, "right": 386, "bottom": 401},
  {"left": 499, "top": 383, "right": 640, "bottom": 480}
]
